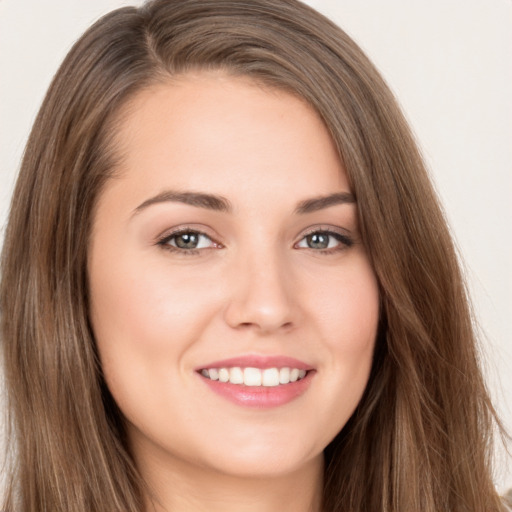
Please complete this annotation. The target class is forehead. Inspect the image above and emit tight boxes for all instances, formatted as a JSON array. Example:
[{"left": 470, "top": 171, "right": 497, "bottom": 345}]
[{"left": 104, "top": 72, "right": 349, "bottom": 210}]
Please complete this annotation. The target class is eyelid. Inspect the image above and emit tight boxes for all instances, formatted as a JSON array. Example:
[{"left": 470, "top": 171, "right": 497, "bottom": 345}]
[
  {"left": 155, "top": 225, "right": 223, "bottom": 251},
  {"left": 295, "top": 225, "right": 354, "bottom": 251},
  {"left": 300, "top": 225, "right": 352, "bottom": 240}
]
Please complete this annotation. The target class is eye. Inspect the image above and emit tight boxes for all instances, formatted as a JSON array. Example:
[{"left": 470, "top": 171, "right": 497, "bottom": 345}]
[
  {"left": 296, "top": 230, "right": 353, "bottom": 252},
  {"left": 157, "top": 229, "right": 219, "bottom": 252}
]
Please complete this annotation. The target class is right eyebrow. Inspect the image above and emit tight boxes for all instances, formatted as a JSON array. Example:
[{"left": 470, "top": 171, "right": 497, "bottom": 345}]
[
  {"left": 132, "top": 190, "right": 232, "bottom": 216},
  {"left": 294, "top": 192, "right": 356, "bottom": 214}
]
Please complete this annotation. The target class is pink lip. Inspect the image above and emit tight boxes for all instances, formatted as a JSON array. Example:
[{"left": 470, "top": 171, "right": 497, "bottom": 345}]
[
  {"left": 196, "top": 355, "right": 315, "bottom": 409},
  {"left": 196, "top": 355, "right": 313, "bottom": 371}
]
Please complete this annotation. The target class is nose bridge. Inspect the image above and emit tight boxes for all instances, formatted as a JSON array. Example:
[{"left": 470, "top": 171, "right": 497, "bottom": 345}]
[{"left": 223, "top": 240, "right": 297, "bottom": 333}]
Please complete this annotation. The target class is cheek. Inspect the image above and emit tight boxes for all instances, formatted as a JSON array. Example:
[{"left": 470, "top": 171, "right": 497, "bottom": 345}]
[
  {"left": 88, "top": 255, "right": 223, "bottom": 432},
  {"left": 90, "top": 253, "right": 217, "bottom": 349},
  {"left": 311, "top": 258, "right": 380, "bottom": 350},
  {"left": 88, "top": 249, "right": 224, "bottom": 409},
  {"left": 305, "top": 259, "right": 379, "bottom": 421}
]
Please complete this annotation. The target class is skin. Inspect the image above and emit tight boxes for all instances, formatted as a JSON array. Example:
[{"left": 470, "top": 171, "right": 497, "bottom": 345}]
[{"left": 88, "top": 72, "right": 380, "bottom": 512}]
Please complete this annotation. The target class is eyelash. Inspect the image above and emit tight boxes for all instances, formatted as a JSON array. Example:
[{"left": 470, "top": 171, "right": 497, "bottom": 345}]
[
  {"left": 156, "top": 227, "right": 353, "bottom": 255},
  {"left": 156, "top": 228, "right": 220, "bottom": 256},
  {"left": 296, "top": 228, "right": 354, "bottom": 255}
]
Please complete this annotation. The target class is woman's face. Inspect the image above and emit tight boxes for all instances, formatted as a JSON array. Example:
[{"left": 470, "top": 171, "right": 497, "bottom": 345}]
[{"left": 88, "top": 72, "right": 380, "bottom": 480}]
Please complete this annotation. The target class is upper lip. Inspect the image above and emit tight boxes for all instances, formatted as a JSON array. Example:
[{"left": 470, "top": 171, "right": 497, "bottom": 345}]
[{"left": 196, "top": 355, "right": 313, "bottom": 371}]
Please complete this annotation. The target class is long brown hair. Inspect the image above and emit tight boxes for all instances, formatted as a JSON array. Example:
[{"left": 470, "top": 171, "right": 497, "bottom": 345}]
[{"left": 0, "top": 0, "right": 507, "bottom": 510}]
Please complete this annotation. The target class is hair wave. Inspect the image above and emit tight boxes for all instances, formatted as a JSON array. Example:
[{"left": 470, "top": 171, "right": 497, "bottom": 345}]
[{"left": 0, "top": 0, "right": 507, "bottom": 510}]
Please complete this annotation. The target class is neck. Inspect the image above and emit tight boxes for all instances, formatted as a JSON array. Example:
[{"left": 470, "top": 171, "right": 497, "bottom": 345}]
[{"left": 140, "top": 452, "right": 324, "bottom": 512}]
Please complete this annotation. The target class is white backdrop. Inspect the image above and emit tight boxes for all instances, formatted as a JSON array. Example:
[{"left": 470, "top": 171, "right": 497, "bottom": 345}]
[{"left": 1, "top": 0, "right": 511, "bottom": 492}]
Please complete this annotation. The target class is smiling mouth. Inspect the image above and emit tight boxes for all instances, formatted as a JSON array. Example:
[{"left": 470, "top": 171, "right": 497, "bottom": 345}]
[{"left": 199, "top": 367, "right": 309, "bottom": 387}]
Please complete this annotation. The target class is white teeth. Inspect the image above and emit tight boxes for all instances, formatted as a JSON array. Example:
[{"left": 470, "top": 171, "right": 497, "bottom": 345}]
[
  {"left": 229, "top": 367, "right": 244, "bottom": 384},
  {"left": 201, "top": 366, "right": 308, "bottom": 386},
  {"left": 218, "top": 368, "right": 230, "bottom": 382},
  {"left": 262, "top": 368, "right": 280, "bottom": 387},
  {"left": 244, "top": 367, "right": 262, "bottom": 386},
  {"left": 279, "top": 367, "right": 290, "bottom": 384}
]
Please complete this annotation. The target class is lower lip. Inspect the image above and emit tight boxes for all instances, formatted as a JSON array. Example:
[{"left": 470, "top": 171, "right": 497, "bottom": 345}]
[{"left": 199, "top": 371, "right": 315, "bottom": 408}]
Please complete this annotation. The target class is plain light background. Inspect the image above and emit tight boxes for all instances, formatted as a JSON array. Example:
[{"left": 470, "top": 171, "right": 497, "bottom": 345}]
[{"left": 1, "top": 0, "right": 511, "bottom": 492}]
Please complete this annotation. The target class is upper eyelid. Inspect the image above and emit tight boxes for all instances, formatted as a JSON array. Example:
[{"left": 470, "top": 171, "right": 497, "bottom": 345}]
[
  {"left": 161, "top": 230, "right": 212, "bottom": 243},
  {"left": 299, "top": 225, "right": 352, "bottom": 238},
  {"left": 156, "top": 229, "right": 221, "bottom": 254},
  {"left": 155, "top": 225, "right": 219, "bottom": 244},
  {"left": 295, "top": 226, "right": 355, "bottom": 249}
]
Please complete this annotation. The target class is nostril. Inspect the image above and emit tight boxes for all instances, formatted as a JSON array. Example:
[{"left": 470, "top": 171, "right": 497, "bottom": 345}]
[{"left": 234, "top": 320, "right": 295, "bottom": 333}]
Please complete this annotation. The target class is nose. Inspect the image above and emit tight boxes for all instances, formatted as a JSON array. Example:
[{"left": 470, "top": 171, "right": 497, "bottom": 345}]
[{"left": 223, "top": 248, "right": 298, "bottom": 334}]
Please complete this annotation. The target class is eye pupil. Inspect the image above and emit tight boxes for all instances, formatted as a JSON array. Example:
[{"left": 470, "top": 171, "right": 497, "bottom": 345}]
[
  {"left": 307, "top": 233, "right": 329, "bottom": 249},
  {"left": 175, "top": 232, "right": 199, "bottom": 249}
]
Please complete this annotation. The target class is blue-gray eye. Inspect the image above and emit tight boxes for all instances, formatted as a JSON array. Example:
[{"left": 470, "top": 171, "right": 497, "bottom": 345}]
[
  {"left": 163, "top": 231, "right": 214, "bottom": 250},
  {"left": 297, "top": 231, "right": 352, "bottom": 250},
  {"left": 306, "top": 233, "right": 330, "bottom": 249},
  {"left": 175, "top": 232, "right": 199, "bottom": 249}
]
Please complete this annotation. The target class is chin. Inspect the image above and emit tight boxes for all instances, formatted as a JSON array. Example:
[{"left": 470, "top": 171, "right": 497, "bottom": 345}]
[{"left": 194, "top": 431, "right": 325, "bottom": 479}]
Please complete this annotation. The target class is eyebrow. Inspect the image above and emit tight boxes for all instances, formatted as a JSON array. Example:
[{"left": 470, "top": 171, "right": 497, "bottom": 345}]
[
  {"left": 132, "top": 190, "right": 355, "bottom": 216},
  {"left": 294, "top": 192, "right": 356, "bottom": 214},
  {"left": 133, "top": 191, "right": 232, "bottom": 215}
]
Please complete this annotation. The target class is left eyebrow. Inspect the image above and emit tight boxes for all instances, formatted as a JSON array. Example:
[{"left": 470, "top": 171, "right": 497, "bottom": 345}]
[
  {"left": 132, "top": 190, "right": 232, "bottom": 216},
  {"left": 294, "top": 192, "right": 356, "bottom": 214}
]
